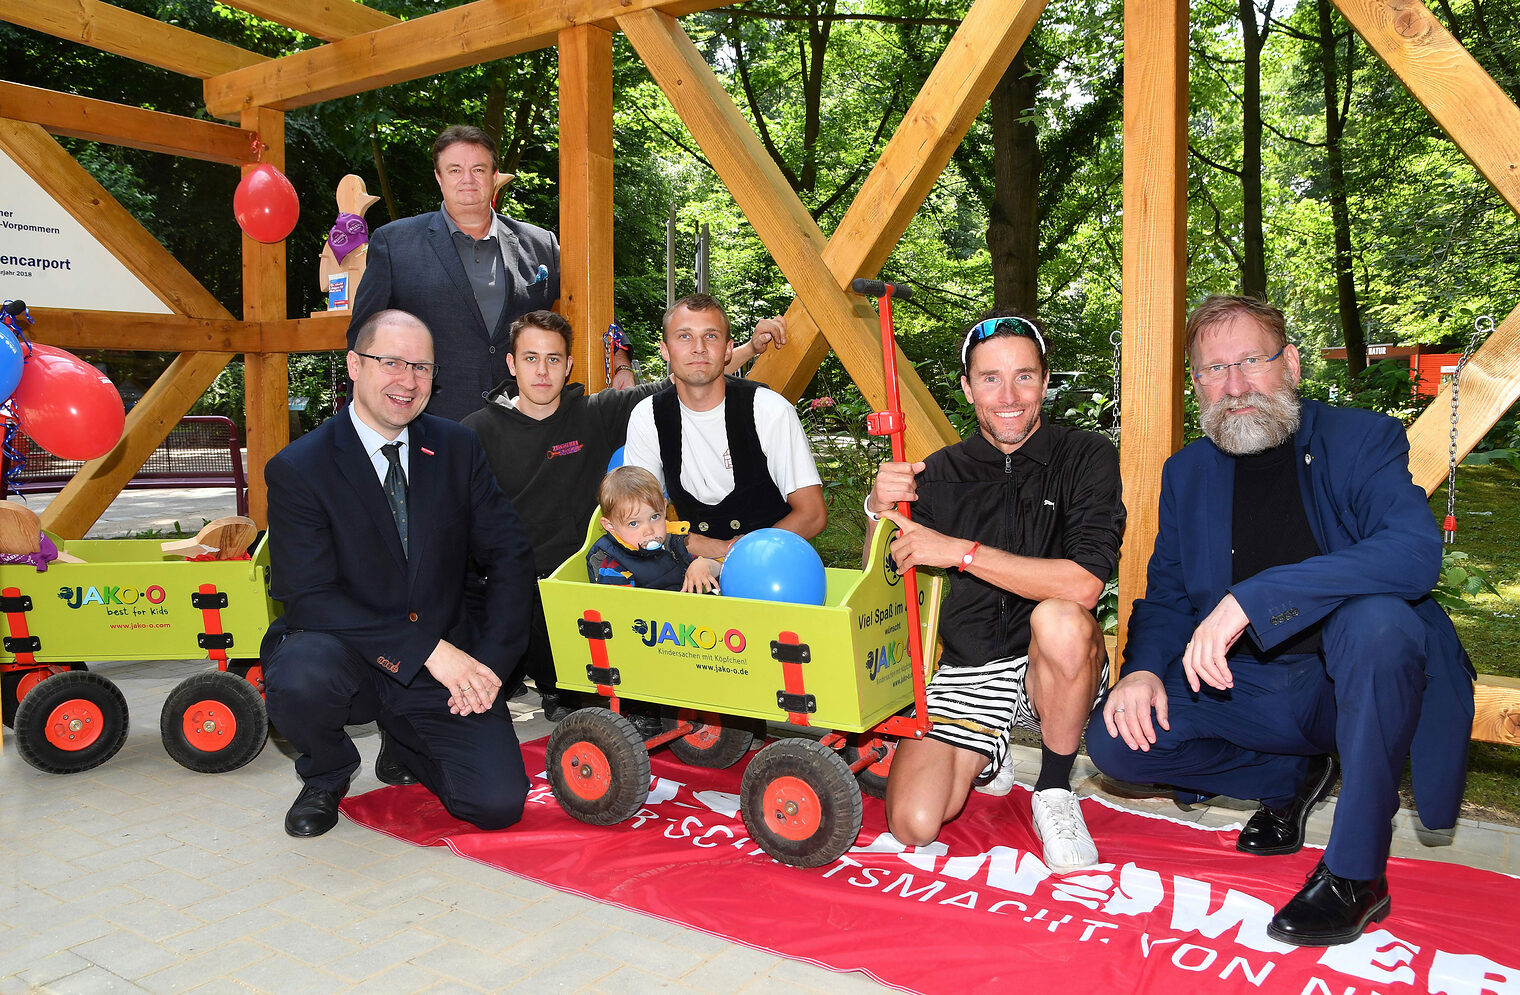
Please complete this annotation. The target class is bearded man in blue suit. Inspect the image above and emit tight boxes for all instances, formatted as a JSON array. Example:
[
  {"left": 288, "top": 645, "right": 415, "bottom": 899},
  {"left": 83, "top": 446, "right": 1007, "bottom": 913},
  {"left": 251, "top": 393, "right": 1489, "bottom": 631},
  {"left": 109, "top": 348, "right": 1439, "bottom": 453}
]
[
  {"left": 262, "top": 309, "right": 535, "bottom": 838},
  {"left": 1087, "top": 294, "right": 1472, "bottom": 947}
]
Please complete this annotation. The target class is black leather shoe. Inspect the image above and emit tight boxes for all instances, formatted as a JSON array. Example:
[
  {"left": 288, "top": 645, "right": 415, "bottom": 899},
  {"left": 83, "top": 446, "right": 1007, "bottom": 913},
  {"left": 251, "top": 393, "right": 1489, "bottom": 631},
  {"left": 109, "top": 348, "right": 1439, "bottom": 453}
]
[
  {"left": 541, "top": 693, "right": 573, "bottom": 723},
  {"left": 374, "top": 734, "right": 417, "bottom": 786},
  {"left": 1268, "top": 859, "right": 1390, "bottom": 946},
  {"left": 284, "top": 783, "right": 344, "bottom": 838},
  {"left": 1237, "top": 755, "right": 1339, "bottom": 856}
]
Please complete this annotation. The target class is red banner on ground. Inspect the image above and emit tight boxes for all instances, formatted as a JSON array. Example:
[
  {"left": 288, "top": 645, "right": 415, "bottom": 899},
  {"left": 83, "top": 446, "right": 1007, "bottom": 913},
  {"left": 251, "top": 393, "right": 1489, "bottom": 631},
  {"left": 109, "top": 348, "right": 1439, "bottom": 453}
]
[{"left": 341, "top": 739, "right": 1517, "bottom": 995}]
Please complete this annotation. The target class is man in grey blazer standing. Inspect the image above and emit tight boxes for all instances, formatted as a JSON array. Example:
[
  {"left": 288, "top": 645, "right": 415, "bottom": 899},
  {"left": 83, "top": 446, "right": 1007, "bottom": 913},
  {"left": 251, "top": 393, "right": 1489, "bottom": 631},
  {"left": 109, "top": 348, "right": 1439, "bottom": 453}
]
[{"left": 348, "top": 124, "right": 633, "bottom": 422}]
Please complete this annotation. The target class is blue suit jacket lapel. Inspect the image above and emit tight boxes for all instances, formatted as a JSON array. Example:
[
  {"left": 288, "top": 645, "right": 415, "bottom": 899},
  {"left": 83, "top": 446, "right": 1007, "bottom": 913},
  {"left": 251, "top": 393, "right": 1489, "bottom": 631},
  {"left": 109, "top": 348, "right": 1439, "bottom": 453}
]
[
  {"left": 426, "top": 212, "right": 491, "bottom": 343},
  {"left": 405, "top": 419, "right": 437, "bottom": 587},
  {"left": 332, "top": 413, "right": 408, "bottom": 571},
  {"left": 1197, "top": 442, "right": 1235, "bottom": 605}
]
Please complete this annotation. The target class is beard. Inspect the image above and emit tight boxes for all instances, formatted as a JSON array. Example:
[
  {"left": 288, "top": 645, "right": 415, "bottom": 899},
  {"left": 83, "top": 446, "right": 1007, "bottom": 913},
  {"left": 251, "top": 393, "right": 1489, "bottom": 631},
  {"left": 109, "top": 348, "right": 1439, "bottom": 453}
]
[
  {"left": 977, "top": 407, "right": 1041, "bottom": 450},
  {"left": 1200, "top": 377, "right": 1302, "bottom": 455}
]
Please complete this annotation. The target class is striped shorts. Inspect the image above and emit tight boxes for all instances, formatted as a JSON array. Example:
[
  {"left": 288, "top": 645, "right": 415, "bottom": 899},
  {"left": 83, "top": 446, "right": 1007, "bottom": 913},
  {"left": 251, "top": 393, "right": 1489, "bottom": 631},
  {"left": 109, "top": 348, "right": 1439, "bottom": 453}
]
[{"left": 925, "top": 652, "right": 1110, "bottom": 779}]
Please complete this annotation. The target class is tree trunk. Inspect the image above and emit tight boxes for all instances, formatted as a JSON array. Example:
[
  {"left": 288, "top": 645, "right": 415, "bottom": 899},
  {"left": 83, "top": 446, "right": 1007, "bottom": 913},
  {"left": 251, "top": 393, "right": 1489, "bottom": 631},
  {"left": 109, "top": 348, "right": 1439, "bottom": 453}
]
[
  {"left": 989, "top": 48, "right": 1040, "bottom": 314},
  {"left": 369, "top": 133, "right": 400, "bottom": 223},
  {"left": 1318, "top": 0, "right": 1366, "bottom": 376},
  {"left": 1239, "top": 0, "right": 1269, "bottom": 299}
]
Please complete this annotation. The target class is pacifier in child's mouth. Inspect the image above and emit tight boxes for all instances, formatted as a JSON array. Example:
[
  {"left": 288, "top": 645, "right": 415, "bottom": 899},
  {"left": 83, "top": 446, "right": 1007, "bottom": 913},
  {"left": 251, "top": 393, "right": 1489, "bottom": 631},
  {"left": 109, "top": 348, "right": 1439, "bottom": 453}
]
[{"left": 641, "top": 540, "right": 664, "bottom": 551}]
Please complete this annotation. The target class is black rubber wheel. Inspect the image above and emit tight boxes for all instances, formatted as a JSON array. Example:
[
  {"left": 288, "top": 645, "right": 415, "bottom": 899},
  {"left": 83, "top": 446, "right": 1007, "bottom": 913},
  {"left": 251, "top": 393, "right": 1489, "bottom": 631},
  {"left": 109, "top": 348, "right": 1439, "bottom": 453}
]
[
  {"left": 3, "top": 664, "right": 86, "bottom": 729},
  {"left": 547, "top": 708, "right": 652, "bottom": 826},
  {"left": 160, "top": 671, "right": 269, "bottom": 773},
  {"left": 12, "top": 670, "right": 129, "bottom": 774},
  {"left": 661, "top": 710, "right": 760, "bottom": 769},
  {"left": 842, "top": 736, "right": 895, "bottom": 800},
  {"left": 740, "top": 738, "right": 863, "bottom": 868}
]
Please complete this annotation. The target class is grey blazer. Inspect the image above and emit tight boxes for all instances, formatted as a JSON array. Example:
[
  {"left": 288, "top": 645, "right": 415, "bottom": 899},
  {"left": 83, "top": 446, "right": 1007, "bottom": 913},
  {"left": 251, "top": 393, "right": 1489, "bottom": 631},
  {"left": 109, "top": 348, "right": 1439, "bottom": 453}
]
[{"left": 348, "top": 209, "right": 560, "bottom": 422}]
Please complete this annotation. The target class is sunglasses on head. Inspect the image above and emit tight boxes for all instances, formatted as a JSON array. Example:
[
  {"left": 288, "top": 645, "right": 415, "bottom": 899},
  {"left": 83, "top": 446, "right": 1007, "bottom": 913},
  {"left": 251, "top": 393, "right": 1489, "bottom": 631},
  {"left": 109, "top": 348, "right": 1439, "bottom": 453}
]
[{"left": 961, "top": 316, "right": 1046, "bottom": 371}]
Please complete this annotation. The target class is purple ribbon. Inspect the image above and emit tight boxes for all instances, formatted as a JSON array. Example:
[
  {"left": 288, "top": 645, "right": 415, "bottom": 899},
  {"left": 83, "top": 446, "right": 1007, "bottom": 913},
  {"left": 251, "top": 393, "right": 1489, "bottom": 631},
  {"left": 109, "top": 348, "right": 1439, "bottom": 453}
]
[{"left": 328, "top": 213, "right": 370, "bottom": 263}]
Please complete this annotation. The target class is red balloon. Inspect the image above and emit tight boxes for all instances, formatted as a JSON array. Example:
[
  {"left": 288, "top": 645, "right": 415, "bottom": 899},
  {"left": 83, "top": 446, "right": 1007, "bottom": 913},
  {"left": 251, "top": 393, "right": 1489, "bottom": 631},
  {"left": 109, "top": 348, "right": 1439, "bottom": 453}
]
[
  {"left": 234, "top": 163, "right": 300, "bottom": 243},
  {"left": 8, "top": 344, "right": 126, "bottom": 461}
]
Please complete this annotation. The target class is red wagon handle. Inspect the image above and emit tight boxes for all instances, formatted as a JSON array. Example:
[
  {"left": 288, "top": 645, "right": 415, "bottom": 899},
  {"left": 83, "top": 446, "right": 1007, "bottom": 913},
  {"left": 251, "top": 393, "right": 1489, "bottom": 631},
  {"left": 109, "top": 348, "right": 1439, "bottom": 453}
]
[{"left": 850, "top": 279, "right": 930, "bottom": 739}]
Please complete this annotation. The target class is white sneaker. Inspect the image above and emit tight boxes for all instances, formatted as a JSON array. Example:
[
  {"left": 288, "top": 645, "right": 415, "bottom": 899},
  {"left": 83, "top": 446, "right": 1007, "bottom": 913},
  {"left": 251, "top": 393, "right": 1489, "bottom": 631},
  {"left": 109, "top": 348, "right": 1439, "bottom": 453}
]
[
  {"left": 974, "top": 754, "right": 1017, "bottom": 796},
  {"left": 1031, "top": 788, "right": 1099, "bottom": 871}
]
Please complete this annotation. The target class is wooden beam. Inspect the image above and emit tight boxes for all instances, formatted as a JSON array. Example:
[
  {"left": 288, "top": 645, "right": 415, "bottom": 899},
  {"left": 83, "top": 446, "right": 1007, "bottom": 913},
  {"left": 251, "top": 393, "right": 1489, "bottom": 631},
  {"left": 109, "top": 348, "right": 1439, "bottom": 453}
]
[
  {"left": 0, "top": 120, "right": 227, "bottom": 319},
  {"left": 2, "top": 0, "right": 264, "bottom": 79},
  {"left": 241, "top": 108, "right": 290, "bottom": 529},
  {"left": 203, "top": 0, "right": 735, "bottom": 117},
  {"left": 559, "top": 24, "right": 616, "bottom": 391},
  {"left": 0, "top": 121, "right": 237, "bottom": 536},
  {"left": 1473, "top": 675, "right": 1520, "bottom": 745},
  {"left": 44, "top": 354, "right": 235, "bottom": 539},
  {"left": 215, "top": 0, "right": 398, "bottom": 43},
  {"left": 1114, "top": 0, "right": 1188, "bottom": 663},
  {"left": 1407, "top": 301, "right": 1520, "bottom": 494},
  {"left": 620, "top": 9, "right": 956, "bottom": 459},
  {"left": 0, "top": 82, "right": 257, "bottom": 165},
  {"left": 1334, "top": 0, "right": 1520, "bottom": 217},
  {"left": 28, "top": 309, "right": 347, "bottom": 354},
  {"left": 749, "top": 0, "right": 1048, "bottom": 398}
]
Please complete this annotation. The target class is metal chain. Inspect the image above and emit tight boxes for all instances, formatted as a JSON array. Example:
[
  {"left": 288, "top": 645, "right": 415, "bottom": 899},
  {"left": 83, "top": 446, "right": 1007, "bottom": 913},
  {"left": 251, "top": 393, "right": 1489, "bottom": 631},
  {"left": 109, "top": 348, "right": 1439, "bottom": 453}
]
[
  {"left": 1444, "top": 314, "right": 1492, "bottom": 542},
  {"left": 1108, "top": 329, "right": 1123, "bottom": 443}
]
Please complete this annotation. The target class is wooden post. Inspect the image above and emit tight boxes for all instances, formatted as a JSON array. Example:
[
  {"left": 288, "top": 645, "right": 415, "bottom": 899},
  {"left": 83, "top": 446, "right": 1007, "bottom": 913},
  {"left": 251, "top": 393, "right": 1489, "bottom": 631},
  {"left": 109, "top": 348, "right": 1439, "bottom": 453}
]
[
  {"left": 0, "top": 120, "right": 236, "bottom": 537},
  {"left": 1115, "top": 0, "right": 1189, "bottom": 664},
  {"left": 241, "top": 107, "right": 289, "bottom": 528},
  {"left": 748, "top": 0, "right": 1048, "bottom": 399},
  {"left": 620, "top": 9, "right": 956, "bottom": 459},
  {"left": 558, "top": 24, "right": 616, "bottom": 390}
]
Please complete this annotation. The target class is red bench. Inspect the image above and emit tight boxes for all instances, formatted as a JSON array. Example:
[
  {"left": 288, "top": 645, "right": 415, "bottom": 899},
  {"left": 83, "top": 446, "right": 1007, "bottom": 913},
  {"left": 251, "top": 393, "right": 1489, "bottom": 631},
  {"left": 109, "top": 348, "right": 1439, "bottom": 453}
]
[{"left": 0, "top": 415, "right": 249, "bottom": 516}]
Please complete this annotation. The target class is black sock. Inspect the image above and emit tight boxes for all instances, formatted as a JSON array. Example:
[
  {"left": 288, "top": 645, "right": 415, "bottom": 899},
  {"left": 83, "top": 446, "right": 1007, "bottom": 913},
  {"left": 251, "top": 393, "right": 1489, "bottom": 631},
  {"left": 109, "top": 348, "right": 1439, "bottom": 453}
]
[{"left": 1034, "top": 743, "right": 1078, "bottom": 792}]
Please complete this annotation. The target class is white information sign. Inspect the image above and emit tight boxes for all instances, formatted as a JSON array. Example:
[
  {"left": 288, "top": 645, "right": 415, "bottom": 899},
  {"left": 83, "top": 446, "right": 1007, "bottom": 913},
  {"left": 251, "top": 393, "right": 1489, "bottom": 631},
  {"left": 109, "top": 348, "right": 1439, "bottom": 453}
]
[{"left": 0, "top": 147, "right": 173, "bottom": 313}]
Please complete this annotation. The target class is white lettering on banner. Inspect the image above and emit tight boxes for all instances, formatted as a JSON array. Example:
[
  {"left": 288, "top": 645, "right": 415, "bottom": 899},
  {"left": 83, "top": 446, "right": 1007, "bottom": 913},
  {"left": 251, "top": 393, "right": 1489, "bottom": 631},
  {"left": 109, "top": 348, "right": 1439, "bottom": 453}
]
[
  {"left": 1316, "top": 931, "right": 1418, "bottom": 987},
  {"left": 1428, "top": 949, "right": 1520, "bottom": 994},
  {"left": 528, "top": 768, "right": 1520, "bottom": 993},
  {"left": 1170, "top": 875, "right": 1295, "bottom": 954}
]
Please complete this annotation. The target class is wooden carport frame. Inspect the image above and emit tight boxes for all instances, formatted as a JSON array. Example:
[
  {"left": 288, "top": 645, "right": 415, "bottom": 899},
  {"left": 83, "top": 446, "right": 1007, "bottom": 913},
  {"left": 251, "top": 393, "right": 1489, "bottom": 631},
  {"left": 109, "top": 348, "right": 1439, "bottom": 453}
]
[{"left": 1, "top": 0, "right": 1516, "bottom": 742}]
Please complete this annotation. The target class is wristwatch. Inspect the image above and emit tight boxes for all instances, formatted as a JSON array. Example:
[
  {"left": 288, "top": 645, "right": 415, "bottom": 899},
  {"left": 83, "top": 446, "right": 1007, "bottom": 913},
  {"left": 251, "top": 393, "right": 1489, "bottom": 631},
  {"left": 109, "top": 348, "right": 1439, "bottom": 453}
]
[{"left": 960, "top": 542, "right": 980, "bottom": 571}]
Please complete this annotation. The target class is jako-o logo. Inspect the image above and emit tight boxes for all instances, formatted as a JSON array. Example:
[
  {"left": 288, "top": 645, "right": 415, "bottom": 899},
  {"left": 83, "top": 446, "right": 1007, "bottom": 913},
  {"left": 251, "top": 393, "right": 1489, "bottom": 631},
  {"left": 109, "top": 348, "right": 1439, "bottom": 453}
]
[
  {"left": 865, "top": 639, "right": 905, "bottom": 680},
  {"left": 632, "top": 618, "right": 746, "bottom": 653},
  {"left": 58, "top": 585, "right": 166, "bottom": 610}
]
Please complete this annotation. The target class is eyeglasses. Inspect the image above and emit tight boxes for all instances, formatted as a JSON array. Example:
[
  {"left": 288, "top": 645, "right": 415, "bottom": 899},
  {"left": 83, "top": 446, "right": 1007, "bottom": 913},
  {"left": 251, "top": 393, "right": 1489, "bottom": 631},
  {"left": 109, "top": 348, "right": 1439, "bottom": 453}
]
[
  {"left": 1191, "top": 346, "right": 1286, "bottom": 386},
  {"left": 355, "top": 352, "right": 439, "bottom": 380},
  {"left": 961, "top": 316, "right": 1046, "bottom": 371}
]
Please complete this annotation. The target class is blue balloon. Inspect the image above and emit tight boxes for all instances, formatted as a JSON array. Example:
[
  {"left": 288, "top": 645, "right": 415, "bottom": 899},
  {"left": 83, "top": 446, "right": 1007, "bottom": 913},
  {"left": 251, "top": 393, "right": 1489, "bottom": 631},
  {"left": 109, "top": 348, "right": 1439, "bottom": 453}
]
[
  {"left": 607, "top": 446, "right": 626, "bottom": 472},
  {"left": 0, "top": 331, "right": 23, "bottom": 406},
  {"left": 721, "top": 528, "right": 827, "bottom": 605}
]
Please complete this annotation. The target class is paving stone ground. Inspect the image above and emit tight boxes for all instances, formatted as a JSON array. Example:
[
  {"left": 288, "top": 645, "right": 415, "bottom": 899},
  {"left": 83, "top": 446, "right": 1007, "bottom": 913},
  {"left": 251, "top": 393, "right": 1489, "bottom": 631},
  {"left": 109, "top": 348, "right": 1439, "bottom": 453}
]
[{"left": 3, "top": 489, "right": 1512, "bottom": 993}]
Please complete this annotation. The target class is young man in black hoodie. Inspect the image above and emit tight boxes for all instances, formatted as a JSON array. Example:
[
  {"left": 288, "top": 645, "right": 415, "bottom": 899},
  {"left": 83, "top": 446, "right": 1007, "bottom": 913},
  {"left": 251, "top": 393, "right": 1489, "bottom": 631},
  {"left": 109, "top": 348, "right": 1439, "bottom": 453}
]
[{"left": 463, "top": 309, "right": 782, "bottom": 719}]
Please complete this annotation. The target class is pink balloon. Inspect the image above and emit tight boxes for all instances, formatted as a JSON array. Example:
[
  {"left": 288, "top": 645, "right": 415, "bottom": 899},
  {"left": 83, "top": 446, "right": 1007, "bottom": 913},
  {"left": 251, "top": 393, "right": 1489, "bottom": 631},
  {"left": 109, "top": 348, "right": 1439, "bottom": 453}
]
[
  {"left": 8, "top": 344, "right": 126, "bottom": 461},
  {"left": 234, "top": 163, "right": 300, "bottom": 243}
]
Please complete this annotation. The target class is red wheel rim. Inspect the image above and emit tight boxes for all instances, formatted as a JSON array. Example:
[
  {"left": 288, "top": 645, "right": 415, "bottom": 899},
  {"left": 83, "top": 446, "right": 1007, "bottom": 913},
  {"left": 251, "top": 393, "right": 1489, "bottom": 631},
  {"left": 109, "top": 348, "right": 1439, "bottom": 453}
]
[
  {"left": 561, "top": 741, "right": 612, "bottom": 800},
  {"left": 244, "top": 665, "right": 265, "bottom": 695},
  {"left": 763, "top": 775, "right": 822, "bottom": 841},
  {"left": 181, "top": 699, "right": 238, "bottom": 750},
  {"left": 15, "top": 670, "right": 49, "bottom": 703},
  {"left": 43, "top": 699, "right": 105, "bottom": 751},
  {"left": 683, "top": 722, "right": 722, "bottom": 750}
]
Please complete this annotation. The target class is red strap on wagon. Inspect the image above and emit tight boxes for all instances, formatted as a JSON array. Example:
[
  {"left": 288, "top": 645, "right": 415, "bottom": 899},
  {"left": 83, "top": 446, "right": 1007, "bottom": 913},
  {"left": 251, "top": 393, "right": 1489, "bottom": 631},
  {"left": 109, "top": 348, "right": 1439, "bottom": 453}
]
[
  {"left": 2, "top": 585, "right": 37, "bottom": 665},
  {"left": 195, "top": 583, "right": 229, "bottom": 664},
  {"left": 580, "top": 609, "right": 621, "bottom": 713}
]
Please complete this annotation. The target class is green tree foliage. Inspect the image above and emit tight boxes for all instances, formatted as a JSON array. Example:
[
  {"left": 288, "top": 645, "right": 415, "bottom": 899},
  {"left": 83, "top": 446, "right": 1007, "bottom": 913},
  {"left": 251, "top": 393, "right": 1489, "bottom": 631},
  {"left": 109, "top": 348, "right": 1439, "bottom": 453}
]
[{"left": 4, "top": 0, "right": 1519, "bottom": 431}]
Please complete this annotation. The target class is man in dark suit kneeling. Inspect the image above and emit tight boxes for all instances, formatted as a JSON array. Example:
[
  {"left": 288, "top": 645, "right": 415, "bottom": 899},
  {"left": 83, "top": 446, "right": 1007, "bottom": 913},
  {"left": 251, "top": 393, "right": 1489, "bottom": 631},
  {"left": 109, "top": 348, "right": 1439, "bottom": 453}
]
[{"left": 261, "top": 308, "right": 536, "bottom": 838}]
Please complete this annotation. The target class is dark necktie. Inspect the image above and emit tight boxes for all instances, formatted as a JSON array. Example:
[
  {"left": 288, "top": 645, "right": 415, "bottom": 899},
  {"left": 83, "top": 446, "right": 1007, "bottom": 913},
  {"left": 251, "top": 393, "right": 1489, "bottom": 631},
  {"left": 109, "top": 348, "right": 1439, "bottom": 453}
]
[{"left": 381, "top": 442, "right": 408, "bottom": 556}]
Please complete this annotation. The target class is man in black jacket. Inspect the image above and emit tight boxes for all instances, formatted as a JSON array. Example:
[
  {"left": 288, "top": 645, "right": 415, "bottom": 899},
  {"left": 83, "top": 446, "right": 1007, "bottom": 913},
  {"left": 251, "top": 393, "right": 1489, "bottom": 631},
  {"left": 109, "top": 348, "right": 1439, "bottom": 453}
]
[
  {"left": 462, "top": 309, "right": 782, "bottom": 718},
  {"left": 866, "top": 312, "right": 1124, "bottom": 871}
]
